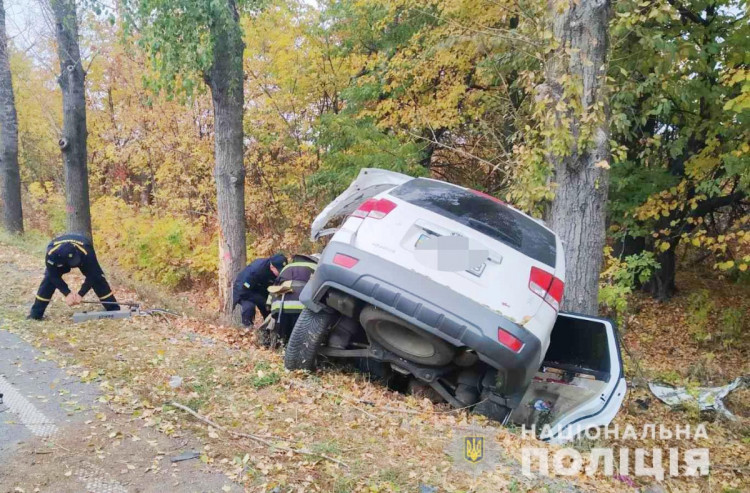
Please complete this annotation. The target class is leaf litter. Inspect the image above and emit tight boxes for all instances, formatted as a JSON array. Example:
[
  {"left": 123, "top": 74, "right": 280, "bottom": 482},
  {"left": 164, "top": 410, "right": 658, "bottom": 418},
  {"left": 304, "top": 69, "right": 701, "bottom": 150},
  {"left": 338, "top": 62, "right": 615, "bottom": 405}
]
[{"left": 1, "top": 239, "right": 749, "bottom": 491}]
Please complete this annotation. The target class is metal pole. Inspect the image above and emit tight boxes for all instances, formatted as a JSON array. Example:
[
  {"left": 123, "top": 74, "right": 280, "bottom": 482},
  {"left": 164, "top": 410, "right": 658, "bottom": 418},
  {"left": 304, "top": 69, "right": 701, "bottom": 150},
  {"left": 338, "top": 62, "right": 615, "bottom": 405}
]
[
  {"left": 79, "top": 300, "right": 139, "bottom": 307},
  {"left": 277, "top": 292, "right": 285, "bottom": 331}
]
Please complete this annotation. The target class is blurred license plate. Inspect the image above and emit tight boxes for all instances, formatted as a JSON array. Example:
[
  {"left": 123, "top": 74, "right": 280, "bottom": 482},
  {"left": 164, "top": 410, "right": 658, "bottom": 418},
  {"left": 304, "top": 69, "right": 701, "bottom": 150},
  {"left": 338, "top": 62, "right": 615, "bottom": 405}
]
[{"left": 415, "top": 233, "right": 486, "bottom": 277}]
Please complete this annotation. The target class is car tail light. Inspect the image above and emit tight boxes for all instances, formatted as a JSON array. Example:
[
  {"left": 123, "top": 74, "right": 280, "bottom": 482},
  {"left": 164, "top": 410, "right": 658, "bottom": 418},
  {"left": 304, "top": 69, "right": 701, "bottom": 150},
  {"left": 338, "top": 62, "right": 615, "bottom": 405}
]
[
  {"left": 529, "top": 266, "right": 564, "bottom": 311},
  {"left": 333, "top": 253, "right": 359, "bottom": 269},
  {"left": 497, "top": 328, "right": 524, "bottom": 353},
  {"left": 351, "top": 198, "right": 378, "bottom": 218},
  {"left": 367, "top": 198, "right": 397, "bottom": 219},
  {"left": 351, "top": 198, "right": 397, "bottom": 220},
  {"left": 471, "top": 189, "right": 506, "bottom": 205}
]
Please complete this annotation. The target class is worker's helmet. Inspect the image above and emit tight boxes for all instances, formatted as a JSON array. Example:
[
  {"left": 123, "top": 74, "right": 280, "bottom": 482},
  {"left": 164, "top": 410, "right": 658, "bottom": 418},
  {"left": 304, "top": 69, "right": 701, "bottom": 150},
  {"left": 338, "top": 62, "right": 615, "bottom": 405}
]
[{"left": 270, "top": 253, "right": 288, "bottom": 271}]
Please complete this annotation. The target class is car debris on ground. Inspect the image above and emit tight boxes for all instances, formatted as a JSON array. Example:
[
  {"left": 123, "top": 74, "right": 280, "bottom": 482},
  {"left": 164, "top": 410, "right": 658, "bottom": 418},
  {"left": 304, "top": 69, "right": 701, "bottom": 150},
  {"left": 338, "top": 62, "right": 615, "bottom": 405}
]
[{"left": 649, "top": 377, "right": 748, "bottom": 419}]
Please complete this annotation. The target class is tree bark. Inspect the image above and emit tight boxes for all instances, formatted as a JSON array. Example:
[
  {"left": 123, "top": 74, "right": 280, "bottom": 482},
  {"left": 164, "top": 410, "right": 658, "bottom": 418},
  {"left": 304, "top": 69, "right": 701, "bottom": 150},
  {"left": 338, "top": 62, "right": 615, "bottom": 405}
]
[
  {"left": 544, "top": 0, "right": 611, "bottom": 315},
  {"left": 647, "top": 243, "right": 676, "bottom": 300},
  {"left": 49, "top": 0, "right": 91, "bottom": 238},
  {"left": 0, "top": 0, "right": 22, "bottom": 233},
  {"left": 206, "top": 0, "right": 247, "bottom": 315}
]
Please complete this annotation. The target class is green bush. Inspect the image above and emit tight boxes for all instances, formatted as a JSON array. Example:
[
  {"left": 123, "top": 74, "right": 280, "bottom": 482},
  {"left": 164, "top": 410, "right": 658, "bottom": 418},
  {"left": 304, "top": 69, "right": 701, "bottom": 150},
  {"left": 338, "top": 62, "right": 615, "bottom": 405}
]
[
  {"left": 91, "top": 196, "right": 218, "bottom": 289},
  {"left": 599, "top": 248, "right": 659, "bottom": 325},
  {"left": 686, "top": 290, "right": 714, "bottom": 343},
  {"left": 719, "top": 307, "right": 745, "bottom": 348}
]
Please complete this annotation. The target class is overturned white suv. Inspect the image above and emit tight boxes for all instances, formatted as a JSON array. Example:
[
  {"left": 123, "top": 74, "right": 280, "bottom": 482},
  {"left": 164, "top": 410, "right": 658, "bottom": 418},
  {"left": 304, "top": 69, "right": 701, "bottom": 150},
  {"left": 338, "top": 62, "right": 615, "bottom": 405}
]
[{"left": 285, "top": 168, "right": 626, "bottom": 442}]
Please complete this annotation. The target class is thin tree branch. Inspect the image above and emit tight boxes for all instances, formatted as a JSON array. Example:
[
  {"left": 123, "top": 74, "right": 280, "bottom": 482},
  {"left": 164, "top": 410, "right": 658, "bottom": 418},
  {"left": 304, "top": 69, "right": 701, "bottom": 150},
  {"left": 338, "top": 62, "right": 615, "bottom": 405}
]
[{"left": 170, "top": 401, "right": 350, "bottom": 469}]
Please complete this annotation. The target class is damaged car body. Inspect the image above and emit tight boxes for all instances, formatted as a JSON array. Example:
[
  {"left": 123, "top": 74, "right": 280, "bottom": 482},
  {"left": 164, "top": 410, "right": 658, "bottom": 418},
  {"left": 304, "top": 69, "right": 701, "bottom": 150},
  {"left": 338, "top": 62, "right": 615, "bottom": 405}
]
[{"left": 284, "top": 168, "right": 626, "bottom": 442}]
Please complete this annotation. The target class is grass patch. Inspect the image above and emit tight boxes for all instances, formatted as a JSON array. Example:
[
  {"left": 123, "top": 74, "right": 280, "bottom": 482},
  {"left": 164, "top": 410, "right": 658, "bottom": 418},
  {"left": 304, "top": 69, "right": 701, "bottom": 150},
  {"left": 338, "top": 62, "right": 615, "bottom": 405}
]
[
  {"left": 0, "top": 230, "right": 48, "bottom": 255},
  {"left": 309, "top": 439, "right": 342, "bottom": 456},
  {"left": 250, "top": 371, "right": 280, "bottom": 389}
]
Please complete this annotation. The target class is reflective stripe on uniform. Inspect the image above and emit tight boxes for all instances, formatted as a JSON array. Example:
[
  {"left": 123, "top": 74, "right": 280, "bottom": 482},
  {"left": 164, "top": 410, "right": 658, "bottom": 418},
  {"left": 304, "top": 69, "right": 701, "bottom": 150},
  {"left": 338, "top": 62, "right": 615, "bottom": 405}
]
[
  {"left": 99, "top": 292, "right": 113, "bottom": 299},
  {"left": 47, "top": 244, "right": 63, "bottom": 255},
  {"left": 72, "top": 244, "right": 88, "bottom": 255},
  {"left": 243, "top": 282, "right": 251, "bottom": 288},
  {"left": 278, "top": 262, "right": 317, "bottom": 275},
  {"left": 53, "top": 239, "right": 85, "bottom": 246},
  {"left": 270, "top": 300, "right": 306, "bottom": 311},
  {"left": 35, "top": 295, "right": 51, "bottom": 302},
  {"left": 48, "top": 239, "right": 88, "bottom": 256}
]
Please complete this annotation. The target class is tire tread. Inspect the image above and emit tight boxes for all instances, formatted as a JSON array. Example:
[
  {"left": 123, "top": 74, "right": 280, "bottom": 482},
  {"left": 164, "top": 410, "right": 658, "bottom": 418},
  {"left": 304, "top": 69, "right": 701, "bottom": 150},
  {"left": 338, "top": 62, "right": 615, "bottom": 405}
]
[{"left": 284, "top": 308, "right": 334, "bottom": 371}]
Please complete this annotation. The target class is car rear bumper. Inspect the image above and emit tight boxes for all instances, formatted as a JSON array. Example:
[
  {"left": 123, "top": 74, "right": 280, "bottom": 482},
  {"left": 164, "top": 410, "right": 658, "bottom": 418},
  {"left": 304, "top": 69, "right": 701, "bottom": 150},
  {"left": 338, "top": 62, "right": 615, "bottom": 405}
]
[{"left": 300, "top": 242, "right": 542, "bottom": 401}]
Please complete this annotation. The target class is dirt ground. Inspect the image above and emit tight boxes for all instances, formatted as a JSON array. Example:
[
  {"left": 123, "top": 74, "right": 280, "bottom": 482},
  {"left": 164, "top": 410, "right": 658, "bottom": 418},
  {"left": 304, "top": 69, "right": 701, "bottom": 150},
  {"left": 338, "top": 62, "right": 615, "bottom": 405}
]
[{"left": 1, "top": 236, "right": 748, "bottom": 492}]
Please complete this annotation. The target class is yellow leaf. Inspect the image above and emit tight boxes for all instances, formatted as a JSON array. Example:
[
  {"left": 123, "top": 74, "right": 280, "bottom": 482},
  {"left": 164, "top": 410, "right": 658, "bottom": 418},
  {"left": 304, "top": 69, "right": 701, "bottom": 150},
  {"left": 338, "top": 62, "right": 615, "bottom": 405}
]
[{"left": 594, "top": 160, "right": 610, "bottom": 169}]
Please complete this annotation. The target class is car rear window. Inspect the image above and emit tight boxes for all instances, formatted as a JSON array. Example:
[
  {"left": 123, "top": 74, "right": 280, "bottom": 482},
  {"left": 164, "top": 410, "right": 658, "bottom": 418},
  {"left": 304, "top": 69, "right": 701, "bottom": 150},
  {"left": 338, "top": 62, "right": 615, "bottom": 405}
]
[{"left": 390, "top": 178, "right": 556, "bottom": 267}]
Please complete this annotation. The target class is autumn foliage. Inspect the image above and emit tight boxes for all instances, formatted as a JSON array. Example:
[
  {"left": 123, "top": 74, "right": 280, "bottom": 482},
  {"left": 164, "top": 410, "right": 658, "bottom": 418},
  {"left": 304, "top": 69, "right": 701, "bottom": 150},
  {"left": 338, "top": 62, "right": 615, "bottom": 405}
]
[{"left": 6, "top": 0, "right": 749, "bottom": 305}]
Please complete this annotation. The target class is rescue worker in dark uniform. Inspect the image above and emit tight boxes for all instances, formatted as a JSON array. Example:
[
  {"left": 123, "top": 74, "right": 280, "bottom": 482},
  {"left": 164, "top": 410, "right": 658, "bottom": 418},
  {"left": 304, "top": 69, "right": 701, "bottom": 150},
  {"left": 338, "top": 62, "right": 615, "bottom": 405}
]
[
  {"left": 28, "top": 234, "right": 120, "bottom": 320},
  {"left": 232, "top": 253, "right": 287, "bottom": 326},
  {"left": 267, "top": 254, "right": 318, "bottom": 341}
]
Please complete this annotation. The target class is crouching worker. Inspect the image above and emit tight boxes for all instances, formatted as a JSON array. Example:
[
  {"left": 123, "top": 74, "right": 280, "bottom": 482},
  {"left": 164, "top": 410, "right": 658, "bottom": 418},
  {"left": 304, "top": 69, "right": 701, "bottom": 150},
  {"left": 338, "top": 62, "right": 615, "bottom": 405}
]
[
  {"left": 267, "top": 254, "right": 318, "bottom": 342},
  {"left": 232, "top": 253, "right": 287, "bottom": 327},
  {"left": 28, "top": 234, "right": 120, "bottom": 320}
]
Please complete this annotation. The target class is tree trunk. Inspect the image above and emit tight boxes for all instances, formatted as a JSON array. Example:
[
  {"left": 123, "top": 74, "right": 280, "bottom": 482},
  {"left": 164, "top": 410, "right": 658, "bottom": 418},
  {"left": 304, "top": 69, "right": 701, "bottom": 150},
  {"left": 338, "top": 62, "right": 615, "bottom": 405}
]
[
  {"left": 49, "top": 0, "right": 91, "bottom": 238},
  {"left": 544, "top": 0, "right": 611, "bottom": 316},
  {"left": 647, "top": 244, "right": 676, "bottom": 301},
  {"left": 0, "top": 0, "right": 22, "bottom": 233},
  {"left": 206, "top": 0, "right": 246, "bottom": 315}
]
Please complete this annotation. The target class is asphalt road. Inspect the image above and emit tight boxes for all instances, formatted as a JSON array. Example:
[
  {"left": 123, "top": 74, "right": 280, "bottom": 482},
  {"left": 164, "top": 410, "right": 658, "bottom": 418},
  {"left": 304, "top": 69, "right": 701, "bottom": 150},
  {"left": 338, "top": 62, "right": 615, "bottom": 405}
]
[{"left": 0, "top": 327, "right": 240, "bottom": 493}]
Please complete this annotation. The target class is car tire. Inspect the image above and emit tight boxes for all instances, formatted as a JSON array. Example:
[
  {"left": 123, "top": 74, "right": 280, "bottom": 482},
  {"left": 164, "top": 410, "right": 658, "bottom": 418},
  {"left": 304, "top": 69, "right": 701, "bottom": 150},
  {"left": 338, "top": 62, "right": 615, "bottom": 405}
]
[
  {"left": 359, "top": 306, "right": 456, "bottom": 366},
  {"left": 473, "top": 398, "right": 512, "bottom": 424},
  {"left": 284, "top": 308, "right": 335, "bottom": 371}
]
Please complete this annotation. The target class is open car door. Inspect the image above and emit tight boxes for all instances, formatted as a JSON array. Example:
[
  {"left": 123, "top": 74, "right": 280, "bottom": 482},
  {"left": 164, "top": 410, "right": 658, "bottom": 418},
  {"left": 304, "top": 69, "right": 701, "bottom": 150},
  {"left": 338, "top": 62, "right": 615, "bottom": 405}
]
[
  {"left": 509, "top": 312, "right": 627, "bottom": 444},
  {"left": 310, "top": 168, "right": 412, "bottom": 241}
]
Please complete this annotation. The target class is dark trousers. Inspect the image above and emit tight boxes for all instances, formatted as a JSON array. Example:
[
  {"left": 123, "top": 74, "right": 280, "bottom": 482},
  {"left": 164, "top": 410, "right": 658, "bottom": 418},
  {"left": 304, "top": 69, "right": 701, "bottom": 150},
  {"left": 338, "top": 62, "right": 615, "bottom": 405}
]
[
  {"left": 29, "top": 271, "right": 119, "bottom": 320},
  {"left": 277, "top": 312, "right": 300, "bottom": 342},
  {"left": 235, "top": 290, "right": 270, "bottom": 326}
]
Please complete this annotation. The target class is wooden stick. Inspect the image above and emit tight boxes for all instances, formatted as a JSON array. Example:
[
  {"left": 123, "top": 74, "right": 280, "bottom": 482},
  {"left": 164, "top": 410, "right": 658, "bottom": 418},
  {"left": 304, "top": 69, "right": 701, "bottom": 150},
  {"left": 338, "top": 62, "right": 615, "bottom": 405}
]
[{"left": 169, "top": 401, "right": 349, "bottom": 469}]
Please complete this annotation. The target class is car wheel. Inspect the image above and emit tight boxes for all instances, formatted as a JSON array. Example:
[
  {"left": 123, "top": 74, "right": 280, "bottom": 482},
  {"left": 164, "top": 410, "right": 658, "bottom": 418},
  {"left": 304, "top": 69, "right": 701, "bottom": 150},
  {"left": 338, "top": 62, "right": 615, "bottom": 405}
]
[
  {"left": 473, "top": 398, "right": 512, "bottom": 424},
  {"left": 284, "top": 308, "right": 336, "bottom": 371},
  {"left": 359, "top": 306, "right": 456, "bottom": 366}
]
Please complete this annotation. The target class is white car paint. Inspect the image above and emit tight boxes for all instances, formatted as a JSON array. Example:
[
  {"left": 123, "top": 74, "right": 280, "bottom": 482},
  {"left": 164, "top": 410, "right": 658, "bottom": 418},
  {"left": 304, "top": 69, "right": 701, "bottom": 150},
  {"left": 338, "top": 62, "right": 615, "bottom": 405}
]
[
  {"left": 313, "top": 168, "right": 625, "bottom": 439},
  {"left": 314, "top": 168, "right": 564, "bottom": 359}
]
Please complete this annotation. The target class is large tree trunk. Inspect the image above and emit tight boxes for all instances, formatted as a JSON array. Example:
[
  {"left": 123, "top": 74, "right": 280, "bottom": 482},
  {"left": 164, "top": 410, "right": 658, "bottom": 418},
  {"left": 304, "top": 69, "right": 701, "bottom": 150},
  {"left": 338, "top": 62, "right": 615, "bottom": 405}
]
[
  {"left": 50, "top": 0, "right": 91, "bottom": 238},
  {"left": 0, "top": 0, "right": 22, "bottom": 234},
  {"left": 544, "top": 0, "right": 611, "bottom": 316},
  {"left": 206, "top": 0, "right": 247, "bottom": 315}
]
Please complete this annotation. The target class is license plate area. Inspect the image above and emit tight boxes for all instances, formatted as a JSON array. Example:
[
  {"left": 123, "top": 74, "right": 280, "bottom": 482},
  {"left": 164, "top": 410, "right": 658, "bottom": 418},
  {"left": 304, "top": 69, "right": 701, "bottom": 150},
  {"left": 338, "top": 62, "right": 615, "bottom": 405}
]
[{"left": 414, "top": 233, "right": 486, "bottom": 277}]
